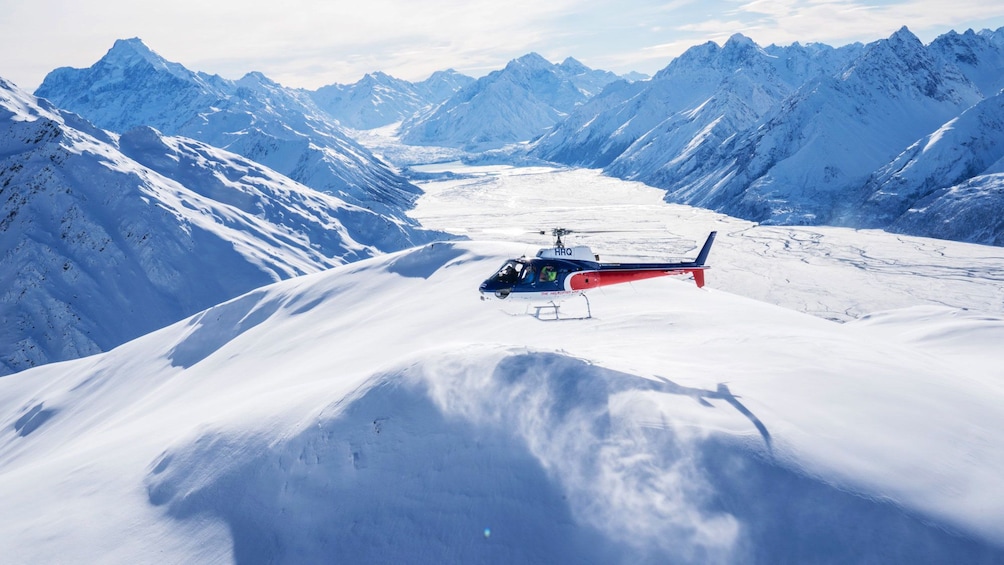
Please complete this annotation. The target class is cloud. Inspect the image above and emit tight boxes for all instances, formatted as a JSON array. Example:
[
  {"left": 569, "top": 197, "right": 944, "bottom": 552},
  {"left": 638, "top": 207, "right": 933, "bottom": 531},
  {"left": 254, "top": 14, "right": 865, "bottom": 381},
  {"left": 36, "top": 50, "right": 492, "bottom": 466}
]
[
  {"left": 679, "top": 0, "right": 1004, "bottom": 47},
  {"left": 0, "top": 0, "right": 1002, "bottom": 91}
]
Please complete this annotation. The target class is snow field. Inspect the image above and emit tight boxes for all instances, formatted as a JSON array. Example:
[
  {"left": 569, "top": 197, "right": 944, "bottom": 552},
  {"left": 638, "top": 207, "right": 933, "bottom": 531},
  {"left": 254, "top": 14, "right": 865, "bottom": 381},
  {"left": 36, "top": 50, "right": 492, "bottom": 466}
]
[{"left": 1, "top": 237, "right": 1003, "bottom": 563}]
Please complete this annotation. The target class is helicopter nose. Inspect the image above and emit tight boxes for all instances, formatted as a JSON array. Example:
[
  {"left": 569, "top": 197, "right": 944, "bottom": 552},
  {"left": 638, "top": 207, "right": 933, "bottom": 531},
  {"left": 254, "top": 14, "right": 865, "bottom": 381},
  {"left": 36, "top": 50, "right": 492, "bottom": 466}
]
[{"left": 479, "top": 280, "right": 511, "bottom": 300}]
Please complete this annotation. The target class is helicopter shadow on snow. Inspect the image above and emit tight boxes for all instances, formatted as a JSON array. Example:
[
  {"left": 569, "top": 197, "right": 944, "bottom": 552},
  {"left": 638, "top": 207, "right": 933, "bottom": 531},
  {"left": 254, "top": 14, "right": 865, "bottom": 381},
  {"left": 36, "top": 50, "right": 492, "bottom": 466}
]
[
  {"left": 637, "top": 377, "right": 772, "bottom": 452},
  {"left": 510, "top": 352, "right": 773, "bottom": 452}
]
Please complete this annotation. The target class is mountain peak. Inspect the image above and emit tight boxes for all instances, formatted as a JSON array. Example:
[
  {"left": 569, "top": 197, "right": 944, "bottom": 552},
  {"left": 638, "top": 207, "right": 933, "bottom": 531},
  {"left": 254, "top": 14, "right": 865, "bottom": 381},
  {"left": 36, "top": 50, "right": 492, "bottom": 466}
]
[
  {"left": 110, "top": 37, "right": 152, "bottom": 52},
  {"left": 237, "top": 71, "right": 280, "bottom": 88},
  {"left": 425, "top": 68, "right": 461, "bottom": 81},
  {"left": 559, "top": 57, "right": 589, "bottom": 74},
  {"left": 721, "top": 33, "right": 762, "bottom": 62},
  {"left": 724, "top": 33, "right": 756, "bottom": 48},
  {"left": 510, "top": 52, "right": 553, "bottom": 71},
  {"left": 104, "top": 37, "right": 167, "bottom": 68},
  {"left": 889, "top": 26, "right": 922, "bottom": 47},
  {"left": 358, "top": 71, "right": 396, "bottom": 86},
  {"left": 95, "top": 37, "right": 200, "bottom": 86},
  {"left": 655, "top": 40, "right": 721, "bottom": 79}
]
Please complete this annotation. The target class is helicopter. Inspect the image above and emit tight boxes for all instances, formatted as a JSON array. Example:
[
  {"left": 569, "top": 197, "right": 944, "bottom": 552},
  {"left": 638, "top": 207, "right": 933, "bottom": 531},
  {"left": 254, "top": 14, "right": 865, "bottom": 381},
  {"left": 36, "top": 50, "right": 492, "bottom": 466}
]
[{"left": 479, "top": 228, "right": 717, "bottom": 318}]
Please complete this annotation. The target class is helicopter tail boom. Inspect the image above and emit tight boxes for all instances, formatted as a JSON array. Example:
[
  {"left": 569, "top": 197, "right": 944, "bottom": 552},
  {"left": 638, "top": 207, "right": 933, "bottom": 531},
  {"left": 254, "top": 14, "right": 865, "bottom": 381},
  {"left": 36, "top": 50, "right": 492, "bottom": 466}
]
[
  {"left": 568, "top": 266, "right": 708, "bottom": 290},
  {"left": 566, "top": 232, "right": 716, "bottom": 290}
]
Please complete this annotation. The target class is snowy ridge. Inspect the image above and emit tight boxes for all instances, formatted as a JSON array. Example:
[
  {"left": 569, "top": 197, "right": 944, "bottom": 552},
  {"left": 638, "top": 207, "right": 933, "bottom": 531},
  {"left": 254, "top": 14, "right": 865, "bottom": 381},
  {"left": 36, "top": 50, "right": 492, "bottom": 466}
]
[
  {"left": 0, "top": 240, "right": 1002, "bottom": 563},
  {"left": 34, "top": 38, "right": 425, "bottom": 220},
  {"left": 0, "top": 79, "right": 427, "bottom": 375},
  {"left": 309, "top": 69, "right": 474, "bottom": 130},
  {"left": 399, "top": 53, "right": 620, "bottom": 150},
  {"left": 929, "top": 28, "right": 1004, "bottom": 97},
  {"left": 533, "top": 35, "right": 860, "bottom": 170}
]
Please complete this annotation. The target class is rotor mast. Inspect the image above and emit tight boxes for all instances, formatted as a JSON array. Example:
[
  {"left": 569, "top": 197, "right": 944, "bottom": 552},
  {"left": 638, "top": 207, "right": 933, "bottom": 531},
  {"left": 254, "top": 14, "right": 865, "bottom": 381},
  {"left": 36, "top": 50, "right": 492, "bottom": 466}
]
[{"left": 542, "top": 228, "right": 573, "bottom": 249}]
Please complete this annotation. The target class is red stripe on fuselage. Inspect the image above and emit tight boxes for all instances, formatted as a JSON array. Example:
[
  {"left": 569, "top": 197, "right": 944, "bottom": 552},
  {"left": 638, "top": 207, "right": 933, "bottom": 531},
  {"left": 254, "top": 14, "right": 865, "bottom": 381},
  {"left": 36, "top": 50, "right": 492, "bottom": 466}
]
[
  {"left": 568, "top": 269, "right": 697, "bottom": 290},
  {"left": 570, "top": 266, "right": 710, "bottom": 289}
]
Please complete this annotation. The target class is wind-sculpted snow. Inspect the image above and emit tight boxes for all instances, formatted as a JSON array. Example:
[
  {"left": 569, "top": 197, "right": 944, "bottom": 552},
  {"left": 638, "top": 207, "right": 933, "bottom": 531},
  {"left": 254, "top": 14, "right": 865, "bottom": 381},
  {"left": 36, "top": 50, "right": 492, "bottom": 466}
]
[
  {"left": 143, "top": 349, "right": 1002, "bottom": 564},
  {"left": 385, "top": 241, "right": 468, "bottom": 279},
  {"left": 167, "top": 291, "right": 283, "bottom": 369},
  {"left": 12, "top": 401, "right": 57, "bottom": 437}
]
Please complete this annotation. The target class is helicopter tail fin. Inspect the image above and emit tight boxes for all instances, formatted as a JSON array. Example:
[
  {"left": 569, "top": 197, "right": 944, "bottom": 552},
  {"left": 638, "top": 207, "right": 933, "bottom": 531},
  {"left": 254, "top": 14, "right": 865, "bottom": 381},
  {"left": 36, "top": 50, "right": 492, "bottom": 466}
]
[
  {"left": 695, "top": 231, "right": 717, "bottom": 266},
  {"left": 692, "top": 268, "right": 706, "bottom": 288}
]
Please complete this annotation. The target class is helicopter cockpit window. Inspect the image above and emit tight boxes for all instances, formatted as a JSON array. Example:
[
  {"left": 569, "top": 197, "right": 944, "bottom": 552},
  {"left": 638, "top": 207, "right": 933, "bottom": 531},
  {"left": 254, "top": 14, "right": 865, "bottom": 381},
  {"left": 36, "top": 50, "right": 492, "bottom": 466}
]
[{"left": 492, "top": 261, "right": 523, "bottom": 284}]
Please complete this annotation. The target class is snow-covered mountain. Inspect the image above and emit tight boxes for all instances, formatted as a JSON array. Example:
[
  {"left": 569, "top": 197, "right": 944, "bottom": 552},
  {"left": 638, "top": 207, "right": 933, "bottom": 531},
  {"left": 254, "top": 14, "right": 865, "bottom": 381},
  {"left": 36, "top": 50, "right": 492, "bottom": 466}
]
[
  {"left": 929, "top": 27, "right": 1004, "bottom": 97},
  {"left": 1, "top": 237, "right": 1002, "bottom": 563},
  {"left": 667, "top": 27, "right": 982, "bottom": 225},
  {"left": 0, "top": 77, "right": 428, "bottom": 376},
  {"left": 887, "top": 173, "right": 1004, "bottom": 245},
  {"left": 533, "top": 34, "right": 860, "bottom": 171},
  {"left": 399, "top": 53, "right": 620, "bottom": 150},
  {"left": 309, "top": 70, "right": 474, "bottom": 130},
  {"left": 619, "top": 71, "right": 650, "bottom": 82},
  {"left": 34, "top": 38, "right": 423, "bottom": 219},
  {"left": 531, "top": 27, "right": 1004, "bottom": 245},
  {"left": 845, "top": 90, "right": 1004, "bottom": 236}
]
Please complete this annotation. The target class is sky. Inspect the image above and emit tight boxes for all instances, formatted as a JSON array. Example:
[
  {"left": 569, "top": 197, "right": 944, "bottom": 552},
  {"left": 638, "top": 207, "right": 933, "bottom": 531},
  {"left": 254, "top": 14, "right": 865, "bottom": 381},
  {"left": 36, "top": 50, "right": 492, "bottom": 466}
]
[{"left": 1, "top": 0, "right": 1003, "bottom": 91}]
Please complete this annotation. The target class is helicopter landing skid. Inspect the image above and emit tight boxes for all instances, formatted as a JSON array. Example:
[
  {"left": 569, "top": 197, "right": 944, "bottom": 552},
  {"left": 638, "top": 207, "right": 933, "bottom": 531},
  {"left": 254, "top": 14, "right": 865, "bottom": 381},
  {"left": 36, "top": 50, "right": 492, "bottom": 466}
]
[{"left": 529, "top": 293, "right": 592, "bottom": 321}]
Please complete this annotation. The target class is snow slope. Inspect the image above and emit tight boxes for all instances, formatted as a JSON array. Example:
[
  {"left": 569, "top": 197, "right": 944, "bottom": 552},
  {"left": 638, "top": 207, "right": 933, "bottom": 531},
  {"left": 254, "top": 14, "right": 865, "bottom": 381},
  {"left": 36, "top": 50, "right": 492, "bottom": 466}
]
[
  {"left": 846, "top": 90, "right": 1004, "bottom": 242},
  {"left": 2, "top": 163, "right": 1003, "bottom": 563},
  {"left": 0, "top": 78, "right": 429, "bottom": 375},
  {"left": 887, "top": 172, "right": 1004, "bottom": 245},
  {"left": 1, "top": 238, "right": 1002, "bottom": 564}
]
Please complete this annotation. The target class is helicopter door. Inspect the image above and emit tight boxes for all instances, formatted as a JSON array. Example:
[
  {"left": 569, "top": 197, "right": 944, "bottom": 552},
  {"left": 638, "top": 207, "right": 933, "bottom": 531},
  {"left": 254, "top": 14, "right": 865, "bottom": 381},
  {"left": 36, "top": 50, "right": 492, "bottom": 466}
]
[
  {"left": 533, "top": 263, "right": 563, "bottom": 290},
  {"left": 519, "top": 265, "right": 537, "bottom": 284}
]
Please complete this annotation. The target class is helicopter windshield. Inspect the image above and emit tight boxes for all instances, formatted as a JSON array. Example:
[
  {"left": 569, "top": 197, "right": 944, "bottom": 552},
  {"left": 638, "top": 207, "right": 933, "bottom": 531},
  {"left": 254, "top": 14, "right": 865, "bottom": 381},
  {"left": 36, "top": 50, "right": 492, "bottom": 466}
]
[{"left": 491, "top": 260, "right": 524, "bottom": 284}]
